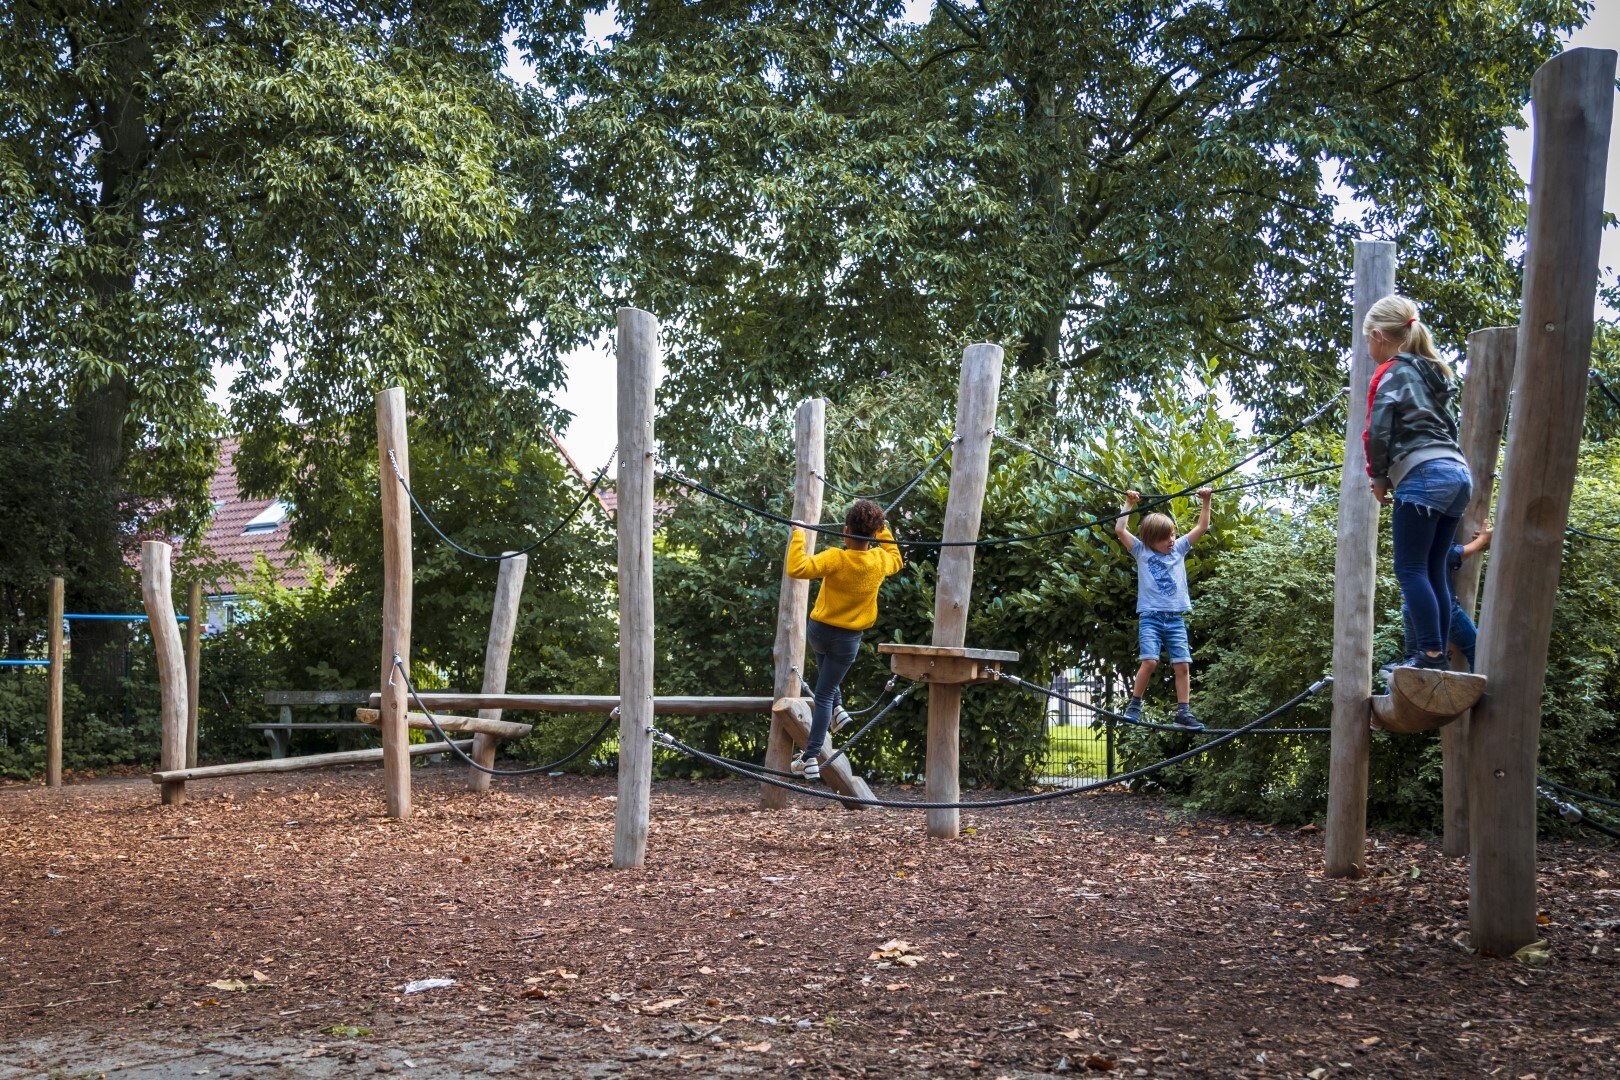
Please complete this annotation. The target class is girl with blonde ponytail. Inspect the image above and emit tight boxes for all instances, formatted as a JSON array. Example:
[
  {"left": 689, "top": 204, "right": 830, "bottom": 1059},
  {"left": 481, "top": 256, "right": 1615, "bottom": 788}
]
[{"left": 1361, "top": 295, "right": 1471, "bottom": 673}]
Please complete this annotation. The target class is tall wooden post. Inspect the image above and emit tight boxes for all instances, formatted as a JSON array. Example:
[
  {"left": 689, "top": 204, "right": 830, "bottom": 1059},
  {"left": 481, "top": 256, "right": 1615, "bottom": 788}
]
[
  {"left": 762, "top": 398, "right": 825, "bottom": 808},
  {"left": 1441, "top": 327, "right": 1518, "bottom": 856},
  {"left": 142, "top": 542, "right": 188, "bottom": 806},
  {"left": 45, "top": 577, "right": 63, "bottom": 788},
  {"left": 1325, "top": 239, "right": 1395, "bottom": 878},
  {"left": 376, "top": 386, "right": 414, "bottom": 819},
  {"left": 185, "top": 581, "right": 202, "bottom": 769},
  {"left": 613, "top": 307, "right": 658, "bottom": 869},
  {"left": 469, "top": 552, "right": 527, "bottom": 792},
  {"left": 1469, "top": 47, "right": 1613, "bottom": 957},
  {"left": 926, "top": 343, "right": 1003, "bottom": 839}
]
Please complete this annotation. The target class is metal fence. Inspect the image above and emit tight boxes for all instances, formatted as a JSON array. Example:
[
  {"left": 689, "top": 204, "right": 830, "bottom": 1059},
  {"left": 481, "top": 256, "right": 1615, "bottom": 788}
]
[{"left": 1035, "top": 665, "right": 1125, "bottom": 786}]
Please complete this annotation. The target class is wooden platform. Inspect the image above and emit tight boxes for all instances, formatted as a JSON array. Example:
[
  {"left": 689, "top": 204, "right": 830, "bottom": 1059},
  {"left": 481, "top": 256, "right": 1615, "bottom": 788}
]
[
  {"left": 876, "top": 643, "right": 1019, "bottom": 685},
  {"left": 367, "top": 693, "right": 775, "bottom": 715},
  {"left": 1371, "top": 666, "right": 1487, "bottom": 734},
  {"left": 355, "top": 708, "right": 532, "bottom": 739}
]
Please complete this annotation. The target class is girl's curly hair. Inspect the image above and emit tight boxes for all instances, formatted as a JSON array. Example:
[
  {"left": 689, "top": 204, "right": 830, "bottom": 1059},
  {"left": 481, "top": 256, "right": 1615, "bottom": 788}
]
[{"left": 845, "top": 499, "right": 885, "bottom": 538}]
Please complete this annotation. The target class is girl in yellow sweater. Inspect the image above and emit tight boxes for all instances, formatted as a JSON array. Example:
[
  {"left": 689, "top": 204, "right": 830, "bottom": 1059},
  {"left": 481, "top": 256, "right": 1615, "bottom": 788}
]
[{"left": 784, "top": 499, "right": 904, "bottom": 780}]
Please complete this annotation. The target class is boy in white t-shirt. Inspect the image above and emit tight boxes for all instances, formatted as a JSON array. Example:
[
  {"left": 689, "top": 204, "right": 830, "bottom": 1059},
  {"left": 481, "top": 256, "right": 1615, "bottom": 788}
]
[{"left": 1113, "top": 488, "right": 1213, "bottom": 730}]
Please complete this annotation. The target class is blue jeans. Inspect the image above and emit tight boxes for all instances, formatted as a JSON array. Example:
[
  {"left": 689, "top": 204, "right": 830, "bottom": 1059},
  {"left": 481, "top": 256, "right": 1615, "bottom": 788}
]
[
  {"left": 1401, "top": 600, "right": 1478, "bottom": 670},
  {"left": 1392, "top": 459, "right": 1471, "bottom": 656},
  {"left": 804, "top": 619, "right": 862, "bottom": 758},
  {"left": 1138, "top": 612, "right": 1192, "bottom": 665}
]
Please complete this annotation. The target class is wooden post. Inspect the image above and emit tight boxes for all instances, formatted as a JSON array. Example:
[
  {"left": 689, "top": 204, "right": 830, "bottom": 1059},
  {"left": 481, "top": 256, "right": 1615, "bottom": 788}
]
[
  {"left": 1441, "top": 327, "right": 1518, "bottom": 856},
  {"left": 613, "top": 307, "right": 658, "bottom": 869},
  {"left": 376, "top": 386, "right": 414, "bottom": 819},
  {"left": 45, "top": 576, "right": 63, "bottom": 788},
  {"left": 762, "top": 398, "right": 825, "bottom": 808},
  {"left": 141, "top": 542, "right": 188, "bottom": 806},
  {"left": 1469, "top": 47, "right": 1614, "bottom": 957},
  {"left": 1324, "top": 239, "right": 1395, "bottom": 878},
  {"left": 185, "top": 581, "right": 202, "bottom": 769},
  {"left": 469, "top": 552, "right": 527, "bottom": 792},
  {"left": 926, "top": 343, "right": 1003, "bottom": 839}
]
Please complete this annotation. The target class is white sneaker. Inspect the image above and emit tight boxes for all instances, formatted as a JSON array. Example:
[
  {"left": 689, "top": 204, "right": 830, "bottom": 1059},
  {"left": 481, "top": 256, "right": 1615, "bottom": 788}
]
[
  {"left": 797, "top": 753, "right": 821, "bottom": 782},
  {"left": 830, "top": 705, "right": 853, "bottom": 733}
]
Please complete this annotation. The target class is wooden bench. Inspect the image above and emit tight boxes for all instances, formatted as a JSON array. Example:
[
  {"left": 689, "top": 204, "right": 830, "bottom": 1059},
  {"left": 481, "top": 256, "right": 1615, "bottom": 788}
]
[{"left": 252, "top": 690, "right": 376, "bottom": 758}]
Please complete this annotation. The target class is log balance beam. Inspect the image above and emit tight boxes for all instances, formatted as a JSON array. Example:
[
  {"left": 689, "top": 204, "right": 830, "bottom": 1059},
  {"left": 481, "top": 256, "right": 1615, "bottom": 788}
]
[
  {"left": 151, "top": 739, "right": 474, "bottom": 784},
  {"left": 1371, "top": 667, "right": 1486, "bottom": 735},
  {"left": 366, "top": 693, "right": 774, "bottom": 714},
  {"left": 355, "top": 708, "right": 531, "bottom": 739}
]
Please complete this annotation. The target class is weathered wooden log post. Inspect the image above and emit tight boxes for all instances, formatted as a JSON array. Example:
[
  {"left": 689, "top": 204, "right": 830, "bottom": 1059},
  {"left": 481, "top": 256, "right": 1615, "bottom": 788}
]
[
  {"left": 1469, "top": 47, "right": 1613, "bottom": 957},
  {"left": 46, "top": 576, "right": 63, "bottom": 788},
  {"left": 613, "top": 307, "right": 658, "bottom": 869},
  {"left": 926, "top": 343, "right": 1003, "bottom": 840},
  {"left": 185, "top": 580, "right": 202, "bottom": 769},
  {"left": 142, "top": 542, "right": 189, "bottom": 806},
  {"left": 470, "top": 552, "right": 527, "bottom": 792},
  {"left": 376, "top": 386, "right": 414, "bottom": 819},
  {"left": 762, "top": 398, "right": 825, "bottom": 808},
  {"left": 1441, "top": 326, "right": 1517, "bottom": 856},
  {"left": 1325, "top": 239, "right": 1395, "bottom": 878}
]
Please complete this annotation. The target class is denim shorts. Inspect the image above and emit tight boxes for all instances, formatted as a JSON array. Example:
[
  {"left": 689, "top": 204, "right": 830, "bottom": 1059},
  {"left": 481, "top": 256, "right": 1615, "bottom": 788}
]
[
  {"left": 1394, "top": 458, "right": 1472, "bottom": 517},
  {"left": 1139, "top": 611, "right": 1192, "bottom": 664}
]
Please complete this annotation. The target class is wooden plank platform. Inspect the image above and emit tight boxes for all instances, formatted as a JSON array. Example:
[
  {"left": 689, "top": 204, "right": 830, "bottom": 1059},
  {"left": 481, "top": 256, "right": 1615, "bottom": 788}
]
[
  {"left": 367, "top": 693, "right": 775, "bottom": 715},
  {"left": 150, "top": 739, "right": 475, "bottom": 783},
  {"left": 877, "top": 643, "right": 1019, "bottom": 685},
  {"left": 1372, "top": 667, "right": 1487, "bottom": 734},
  {"left": 356, "top": 708, "right": 532, "bottom": 739}
]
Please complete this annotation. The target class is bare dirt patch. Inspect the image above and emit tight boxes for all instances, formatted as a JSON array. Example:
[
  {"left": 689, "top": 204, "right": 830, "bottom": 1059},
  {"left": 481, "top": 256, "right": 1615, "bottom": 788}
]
[{"left": 1, "top": 766, "right": 1616, "bottom": 1077}]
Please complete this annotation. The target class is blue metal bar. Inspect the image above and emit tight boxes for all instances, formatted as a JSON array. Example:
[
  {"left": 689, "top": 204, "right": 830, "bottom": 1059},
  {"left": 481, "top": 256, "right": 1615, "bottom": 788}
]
[
  {"left": 0, "top": 659, "right": 49, "bottom": 667},
  {"left": 63, "top": 614, "right": 188, "bottom": 621}
]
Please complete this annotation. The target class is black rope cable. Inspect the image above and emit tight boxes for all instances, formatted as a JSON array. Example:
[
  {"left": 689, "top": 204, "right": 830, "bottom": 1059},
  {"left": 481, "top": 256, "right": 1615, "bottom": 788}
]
[
  {"left": 813, "top": 438, "right": 959, "bottom": 510},
  {"left": 1538, "top": 785, "right": 1620, "bottom": 841},
  {"left": 394, "top": 657, "right": 616, "bottom": 776},
  {"left": 388, "top": 447, "right": 616, "bottom": 561},
  {"left": 995, "top": 671, "right": 1331, "bottom": 735},
  {"left": 1539, "top": 776, "right": 1620, "bottom": 810},
  {"left": 657, "top": 394, "right": 1340, "bottom": 550},
  {"left": 1592, "top": 370, "right": 1620, "bottom": 413},
  {"left": 991, "top": 429, "right": 1129, "bottom": 495},
  {"left": 650, "top": 677, "right": 1332, "bottom": 809},
  {"left": 1567, "top": 526, "right": 1620, "bottom": 544},
  {"left": 681, "top": 680, "right": 918, "bottom": 779}
]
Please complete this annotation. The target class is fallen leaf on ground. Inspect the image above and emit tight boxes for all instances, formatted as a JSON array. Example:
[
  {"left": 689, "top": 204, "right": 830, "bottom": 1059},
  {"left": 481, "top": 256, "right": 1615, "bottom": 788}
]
[
  {"left": 741, "top": 1040, "right": 771, "bottom": 1052},
  {"left": 205, "top": 979, "right": 251, "bottom": 992},
  {"left": 640, "top": 998, "right": 685, "bottom": 1014},
  {"left": 1317, "top": 975, "right": 1360, "bottom": 989}
]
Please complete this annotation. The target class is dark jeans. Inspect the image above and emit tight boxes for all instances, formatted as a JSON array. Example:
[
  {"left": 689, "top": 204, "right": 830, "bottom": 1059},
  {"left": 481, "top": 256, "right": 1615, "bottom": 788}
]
[
  {"left": 1392, "top": 499, "right": 1465, "bottom": 657},
  {"left": 1401, "top": 600, "right": 1478, "bottom": 670},
  {"left": 805, "top": 618, "right": 862, "bottom": 758}
]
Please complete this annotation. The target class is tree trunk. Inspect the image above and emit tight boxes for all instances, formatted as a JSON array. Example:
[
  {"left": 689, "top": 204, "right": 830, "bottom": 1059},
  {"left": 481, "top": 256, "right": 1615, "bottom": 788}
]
[
  {"left": 1017, "top": 64, "right": 1064, "bottom": 374},
  {"left": 67, "top": 23, "right": 154, "bottom": 712}
]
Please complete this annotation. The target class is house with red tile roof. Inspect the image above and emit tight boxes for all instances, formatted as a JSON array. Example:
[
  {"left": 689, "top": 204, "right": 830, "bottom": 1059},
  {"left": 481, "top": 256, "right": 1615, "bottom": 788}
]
[{"left": 198, "top": 439, "right": 315, "bottom": 631}]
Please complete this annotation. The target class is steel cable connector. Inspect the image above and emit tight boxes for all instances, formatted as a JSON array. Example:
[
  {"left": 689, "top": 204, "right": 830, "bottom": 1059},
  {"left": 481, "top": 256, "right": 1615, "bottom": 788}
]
[
  {"left": 388, "top": 447, "right": 617, "bottom": 561},
  {"left": 650, "top": 677, "right": 1332, "bottom": 809},
  {"left": 1539, "top": 776, "right": 1620, "bottom": 810},
  {"left": 1538, "top": 784, "right": 1620, "bottom": 841},
  {"left": 993, "top": 670, "right": 1330, "bottom": 735},
  {"left": 392, "top": 656, "right": 616, "bottom": 776}
]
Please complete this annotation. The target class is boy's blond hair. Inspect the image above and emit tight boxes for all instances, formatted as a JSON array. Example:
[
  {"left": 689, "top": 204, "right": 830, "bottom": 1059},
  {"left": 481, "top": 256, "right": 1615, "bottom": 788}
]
[{"left": 1138, "top": 512, "right": 1177, "bottom": 548}]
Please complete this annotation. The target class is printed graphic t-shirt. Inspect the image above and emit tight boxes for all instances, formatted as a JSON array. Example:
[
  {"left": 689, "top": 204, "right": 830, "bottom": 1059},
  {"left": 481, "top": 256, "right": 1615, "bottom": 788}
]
[{"left": 1133, "top": 535, "right": 1193, "bottom": 614}]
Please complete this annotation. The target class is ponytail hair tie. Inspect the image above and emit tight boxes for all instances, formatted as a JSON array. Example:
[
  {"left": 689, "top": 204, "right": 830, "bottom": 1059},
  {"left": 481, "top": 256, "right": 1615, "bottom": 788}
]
[{"left": 1405, "top": 316, "right": 1418, "bottom": 327}]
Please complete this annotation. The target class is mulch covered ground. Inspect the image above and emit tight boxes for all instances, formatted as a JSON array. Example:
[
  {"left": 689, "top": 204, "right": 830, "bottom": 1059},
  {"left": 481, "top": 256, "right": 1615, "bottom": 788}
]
[{"left": 1, "top": 765, "right": 1616, "bottom": 1078}]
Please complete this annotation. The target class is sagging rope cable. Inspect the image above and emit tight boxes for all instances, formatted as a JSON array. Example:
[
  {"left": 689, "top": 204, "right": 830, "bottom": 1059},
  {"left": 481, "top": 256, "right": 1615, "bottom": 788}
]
[
  {"left": 990, "top": 430, "right": 1130, "bottom": 496},
  {"left": 995, "top": 670, "right": 1331, "bottom": 735},
  {"left": 1568, "top": 526, "right": 1620, "bottom": 544},
  {"left": 704, "top": 679, "right": 919, "bottom": 779},
  {"left": 657, "top": 394, "right": 1341, "bottom": 550},
  {"left": 1592, "top": 369, "right": 1620, "bottom": 413},
  {"left": 388, "top": 447, "right": 617, "bottom": 562},
  {"left": 392, "top": 656, "right": 615, "bottom": 776},
  {"left": 813, "top": 437, "right": 960, "bottom": 512},
  {"left": 651, "top": 677, "right": 1332, "bottom": 809},
  {"left": 993, "top": 435, "right": 1339, "bottom": 501},
  {"left": 1540, "top": 776, "right": 1620, "bottom": 811},
  {"left": 1538, "top": 784, "right": 1620, "bottom": 841}
]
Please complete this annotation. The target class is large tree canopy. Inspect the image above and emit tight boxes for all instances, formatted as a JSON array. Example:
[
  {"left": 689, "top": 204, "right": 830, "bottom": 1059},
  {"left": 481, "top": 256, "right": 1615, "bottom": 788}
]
[
  {"left": 0, "top": 1, "right": 599, "bottom": 697},
  {"left": 545, "top": 0, "right": 1582, "bottom": 455}
]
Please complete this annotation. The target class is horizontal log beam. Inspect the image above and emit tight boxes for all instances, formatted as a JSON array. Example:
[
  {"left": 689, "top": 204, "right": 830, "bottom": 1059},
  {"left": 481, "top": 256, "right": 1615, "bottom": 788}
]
[
  {"left": 367, "top": 693, "right": 775, "bottom": 715},
  {"left": 150, "top": 740, "right": 474, "bottom": 783},
  {"left": 356, "top": 708, "right": 532, "bottom": 739}
]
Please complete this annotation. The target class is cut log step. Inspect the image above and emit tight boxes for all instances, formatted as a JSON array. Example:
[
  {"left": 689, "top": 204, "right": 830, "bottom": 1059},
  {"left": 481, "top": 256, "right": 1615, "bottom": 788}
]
[
  {"left": 1372, "top": 667, "right": 1487, "bottom": 734},
  {"left": 355, "top": 708, "right": 532, "bottom": 739},
  {"left": 771, "top": 697, "right": 874, "bottom": 809}
]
